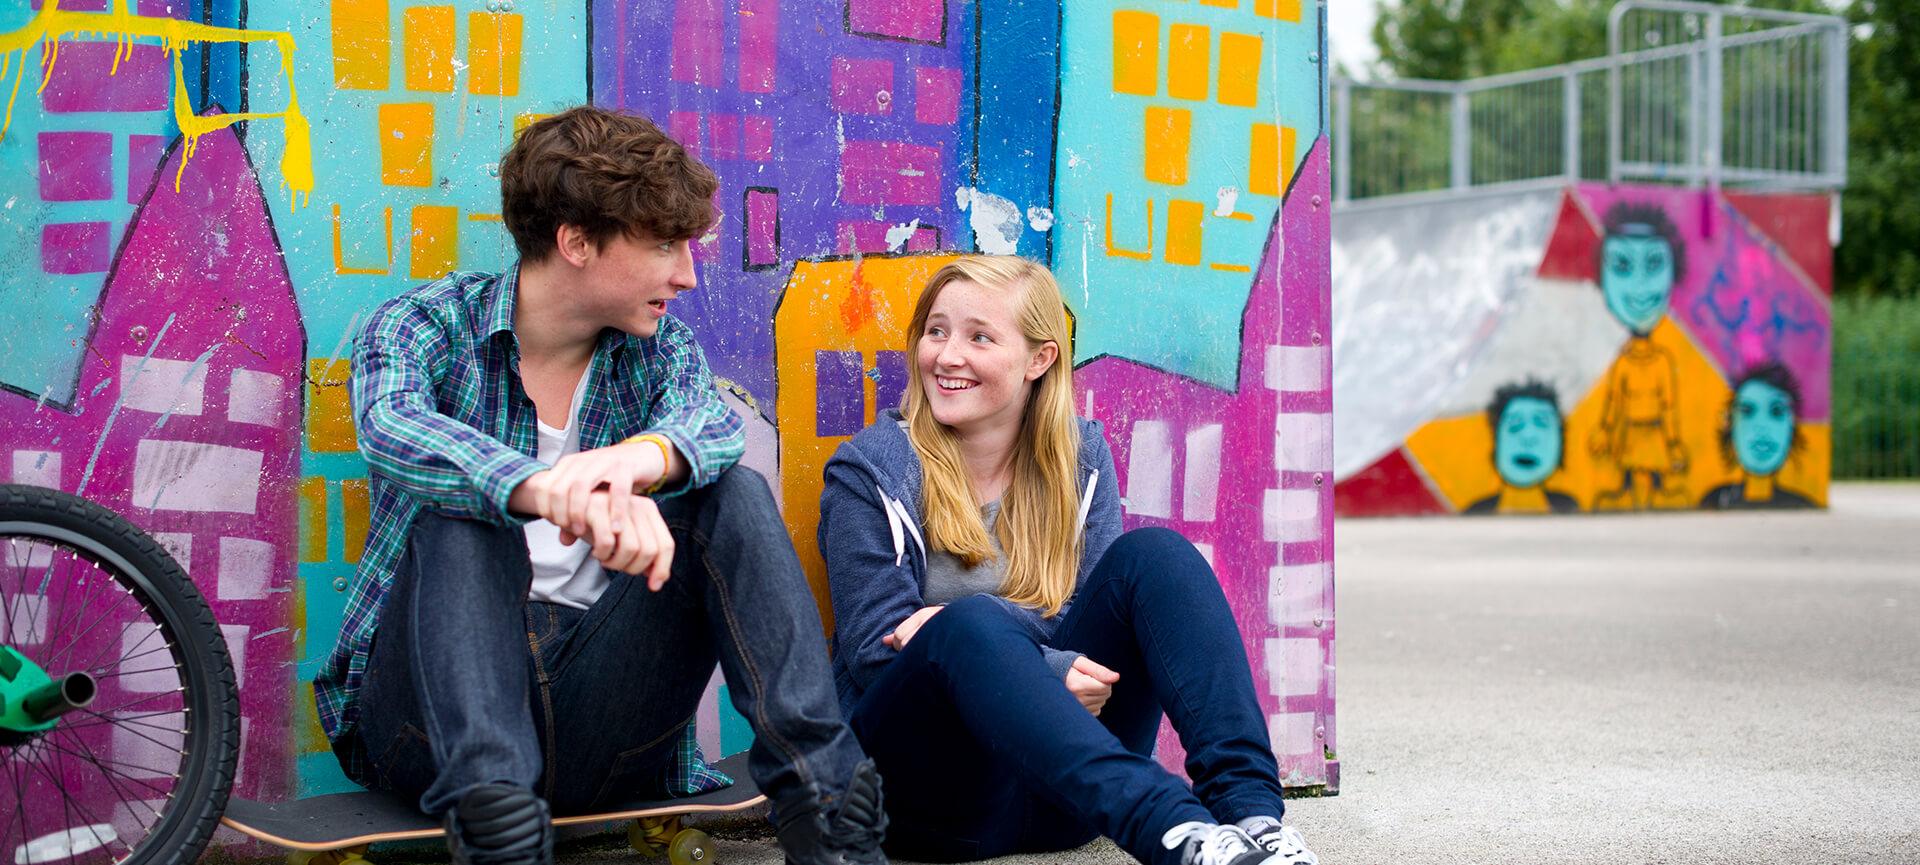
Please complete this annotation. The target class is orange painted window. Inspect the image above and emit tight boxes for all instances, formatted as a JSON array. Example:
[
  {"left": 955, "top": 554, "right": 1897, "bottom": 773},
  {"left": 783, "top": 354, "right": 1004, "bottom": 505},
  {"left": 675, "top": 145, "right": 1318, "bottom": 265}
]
[
  {"left": 379, "top": 102, "right": 434, "bottom": 187},
  {"left": 1112, "top": 11, "right": 1159, "bottom": 96},
  {"left": 469, "top": 12, "right": 525, "bottom": 96},
  {"left": 331, "top": 0, "right": 390, "bottom": 90},
  {"left": 402, "top": 6, "right": 456, "bottom": 92},
  {"left": 1144, "top": 106, "right": 1191, "bottom": 186}
]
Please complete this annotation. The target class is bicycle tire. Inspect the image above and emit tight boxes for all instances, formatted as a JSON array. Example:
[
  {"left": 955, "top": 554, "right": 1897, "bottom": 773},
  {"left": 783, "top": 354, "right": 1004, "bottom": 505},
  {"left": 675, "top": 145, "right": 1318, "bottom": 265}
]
[{"left": 0, "top": 483, "right": 239, "bottom": 865}]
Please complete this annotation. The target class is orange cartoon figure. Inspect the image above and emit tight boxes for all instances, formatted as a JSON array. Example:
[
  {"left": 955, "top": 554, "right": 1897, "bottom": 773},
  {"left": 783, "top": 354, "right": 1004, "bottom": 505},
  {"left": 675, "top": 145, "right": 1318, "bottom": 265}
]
[{"left": 1589, "top": 203, "right": 1692, "bottom": 510}]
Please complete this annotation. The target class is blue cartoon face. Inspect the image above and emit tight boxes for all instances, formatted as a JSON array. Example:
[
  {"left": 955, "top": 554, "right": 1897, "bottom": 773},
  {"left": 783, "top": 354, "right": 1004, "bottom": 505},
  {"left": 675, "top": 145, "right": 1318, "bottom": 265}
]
[
  {"left": 1494, "top": 396, "right": 1561, "bottom": 489},
  {"left": 1601, "top": 233, "right": 1676, "bottom": 335},
  {"left": 1732, "top": 379, "right": 1795, "bottom": 476}
]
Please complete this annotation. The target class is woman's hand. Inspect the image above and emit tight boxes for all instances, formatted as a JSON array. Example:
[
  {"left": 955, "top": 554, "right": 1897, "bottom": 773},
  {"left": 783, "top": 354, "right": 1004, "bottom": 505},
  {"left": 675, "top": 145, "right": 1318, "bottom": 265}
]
[
  {"left": 1067, "top": 655, "right": 1121, "bottom": 717},
  {"left": 1065, "top": 656, "right": 1120, "bottom": 716},
  {"left": 882, "top": 605, "right": 945, "bottom": 650}
]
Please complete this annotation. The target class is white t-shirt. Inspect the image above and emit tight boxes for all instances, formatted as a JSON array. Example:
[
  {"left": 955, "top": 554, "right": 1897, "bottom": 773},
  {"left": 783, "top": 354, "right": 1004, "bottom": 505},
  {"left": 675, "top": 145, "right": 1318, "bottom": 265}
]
[{"left": 525, "top": 372, "right": 609, "bottom": 610}]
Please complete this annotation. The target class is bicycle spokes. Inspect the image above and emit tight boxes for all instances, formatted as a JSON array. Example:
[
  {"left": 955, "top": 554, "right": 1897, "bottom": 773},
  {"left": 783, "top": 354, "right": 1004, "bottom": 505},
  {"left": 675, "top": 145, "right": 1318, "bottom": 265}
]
[{"left": 3, "top": 537, "right": 192, "bottom": 865}]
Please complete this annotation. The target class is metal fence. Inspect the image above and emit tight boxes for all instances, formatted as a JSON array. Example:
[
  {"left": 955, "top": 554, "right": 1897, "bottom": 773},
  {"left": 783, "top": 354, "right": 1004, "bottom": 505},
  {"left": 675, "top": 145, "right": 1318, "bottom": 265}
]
[{"left": 1332, "top": 0, "right": 1848, "bottom": 208}]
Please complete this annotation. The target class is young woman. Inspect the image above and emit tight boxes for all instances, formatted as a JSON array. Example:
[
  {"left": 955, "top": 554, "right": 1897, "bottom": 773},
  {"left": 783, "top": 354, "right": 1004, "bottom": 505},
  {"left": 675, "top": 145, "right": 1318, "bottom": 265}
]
[{"left": 819, "top": 256, "right": 1319, "bottom": 865}]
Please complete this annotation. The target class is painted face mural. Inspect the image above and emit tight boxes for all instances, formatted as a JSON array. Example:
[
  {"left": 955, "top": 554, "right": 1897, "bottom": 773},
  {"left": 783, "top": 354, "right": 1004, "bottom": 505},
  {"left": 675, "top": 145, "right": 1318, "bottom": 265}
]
[
  {"left": 1731, "top": 378, "right": 1795, "bottom": 476},
  {"left": 1494, "top": 395, "right": 1562, "bottom": 489},
  {"left": 1601, "top": 230, "right": 1676, "bottom": 335}
]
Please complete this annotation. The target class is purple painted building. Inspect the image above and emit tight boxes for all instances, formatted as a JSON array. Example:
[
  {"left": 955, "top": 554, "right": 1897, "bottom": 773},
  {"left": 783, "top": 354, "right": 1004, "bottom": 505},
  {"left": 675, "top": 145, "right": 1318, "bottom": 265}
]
[{"left": 592, "top": 0, "right": 977, "bottom": 406}]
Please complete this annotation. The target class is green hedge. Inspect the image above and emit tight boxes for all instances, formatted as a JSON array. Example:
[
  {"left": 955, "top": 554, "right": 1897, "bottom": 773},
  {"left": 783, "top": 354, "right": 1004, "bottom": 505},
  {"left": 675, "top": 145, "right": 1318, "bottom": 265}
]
[{"left": 1832, "top": 295, "right": 1920, "bottom": 479}]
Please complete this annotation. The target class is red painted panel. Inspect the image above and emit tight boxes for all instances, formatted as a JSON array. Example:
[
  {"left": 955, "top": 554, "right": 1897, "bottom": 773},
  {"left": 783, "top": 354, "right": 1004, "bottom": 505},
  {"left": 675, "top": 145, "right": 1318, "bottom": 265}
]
[
  {"left": 1725, "top": 191, "right": 1833, "bottom": 295},
  {"left": 1335, "top": 448, "right": 1452, "bottom": 517},
  {"left": 1536, "top": 190, "right": 1602, "bottom": 281}
]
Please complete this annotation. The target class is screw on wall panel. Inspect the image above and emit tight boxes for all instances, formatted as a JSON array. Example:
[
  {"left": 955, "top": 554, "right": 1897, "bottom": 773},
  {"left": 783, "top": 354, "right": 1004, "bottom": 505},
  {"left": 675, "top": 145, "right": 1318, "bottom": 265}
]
[
  {"left": 486, "top": 163, "right": 501, "bottom": 178},
  {"left": 1313, "top": 616, "right": 1324, "bottom": 627},
  {"left": 332, "top": 578, "right": 349, "bottom": 592},
  {"left": 1310, "top": 331, "right": 1322, "bottom": 345},
  {"left": 130, "top": 324, "right": 149, "bottom": 345},
  {"left": 1308, "top": 52, "right": 1320, "bottom": 64},
  {"left": 1313, "top": 473, "right": 1324, "bottom": 486},
  {"left": 1315, "top": 726, "right": 1325, "bottom": 739},
  {"left": 876, "top": 90, "right": 891, "bottom": 108},
  {"left": 1311, "top": 194, "right": 1322, "bottom": 209}
]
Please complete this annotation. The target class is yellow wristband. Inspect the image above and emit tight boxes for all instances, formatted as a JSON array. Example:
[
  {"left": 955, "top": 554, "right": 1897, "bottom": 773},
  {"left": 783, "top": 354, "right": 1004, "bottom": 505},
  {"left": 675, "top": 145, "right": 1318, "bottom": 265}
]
[{"left": 624, "top": 433, "right": 674, "bottom": 494}]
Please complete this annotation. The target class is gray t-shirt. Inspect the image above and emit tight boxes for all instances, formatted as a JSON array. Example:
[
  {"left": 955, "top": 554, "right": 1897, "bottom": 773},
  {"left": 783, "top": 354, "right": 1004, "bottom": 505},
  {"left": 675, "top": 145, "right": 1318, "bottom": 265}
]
[
  {"left": 922, "top": 501, "right": 1084, "bottom": 681},
  {"left": 923, "top": 500, "right": 1008, "bottom": 605}
]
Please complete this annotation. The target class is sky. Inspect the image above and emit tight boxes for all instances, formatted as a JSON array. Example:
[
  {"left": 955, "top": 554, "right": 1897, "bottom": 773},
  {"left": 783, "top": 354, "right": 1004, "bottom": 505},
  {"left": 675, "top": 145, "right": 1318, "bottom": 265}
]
[{"left": 1329, "top": 0, "right": 1383, "bottom": 77}]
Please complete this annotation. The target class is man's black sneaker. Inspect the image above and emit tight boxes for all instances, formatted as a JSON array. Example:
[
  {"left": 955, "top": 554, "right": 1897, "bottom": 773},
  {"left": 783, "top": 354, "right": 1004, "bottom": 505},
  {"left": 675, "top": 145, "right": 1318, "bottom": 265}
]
[
  {"left": 774, "top": 759, "right": 889, "bottom": 865},
  {"left": 444, "top": 783, "right": 554, "bottom": 865}
]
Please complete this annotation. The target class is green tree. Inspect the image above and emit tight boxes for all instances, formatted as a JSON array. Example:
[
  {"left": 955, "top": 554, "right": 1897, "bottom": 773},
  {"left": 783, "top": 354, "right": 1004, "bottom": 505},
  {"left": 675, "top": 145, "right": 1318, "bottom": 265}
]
[{"left": 1837, "top": 0, "right": 1920, "bottom": 298}]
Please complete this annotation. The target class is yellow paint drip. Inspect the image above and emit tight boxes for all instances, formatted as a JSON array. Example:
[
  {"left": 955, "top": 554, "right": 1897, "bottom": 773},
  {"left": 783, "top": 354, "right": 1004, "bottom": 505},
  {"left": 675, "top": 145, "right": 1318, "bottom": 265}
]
[{"left": 0, "top": 0, "right": 314, "bottom": 209}]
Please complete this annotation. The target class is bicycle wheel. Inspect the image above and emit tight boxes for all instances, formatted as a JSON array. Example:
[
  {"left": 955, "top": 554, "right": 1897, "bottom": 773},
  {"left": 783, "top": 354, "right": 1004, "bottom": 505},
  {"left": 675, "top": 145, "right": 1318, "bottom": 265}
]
[{"left": 0, "top": 484, "right": 239, "bottom": 865}]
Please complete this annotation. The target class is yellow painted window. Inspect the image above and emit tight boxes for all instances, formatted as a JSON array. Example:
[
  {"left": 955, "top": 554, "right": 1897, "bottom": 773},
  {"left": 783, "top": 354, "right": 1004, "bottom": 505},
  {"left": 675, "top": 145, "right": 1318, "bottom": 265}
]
[
  {"left": 1165, "top": 199, "right": 1205, "bottom": 266},
  {"left": 297, "top": 476, "right": 329, "bottom": 563},
  {"left": 1144, "top": 106, "right": 1191, "bottom": 186},
  {"left": 469, "top": 12, "right": 524, "bottom": 96},
  {"left": 1167, "top": 24, "right": 1209, "bottom": 101},
  {"left": 1254, "top": 0, "right": 1302, "bottom": 21},
  {"left": 306, "top": 359, "right": 357, "bottom": 453},
  {"left": 1112, "top": 10, "right": 1159, "bottom": 96},
  {"left": 1251, "top": 123, "right": 1296, "bottom": 196},
  {"left": 379, "top": 102, "right": 434, "bottom": 187},
  {"left": 340, "top": 478, "right": 372, "bottom": 564},
  {"left": 1218, "top": 32, "right": 1262, "bottom": 107},
  {"left": 331, "top": 0, "right": 390, "bottom": 90},
  {"left": 402, "top": 6, "right": 456, "bottom": 92},
  {"left": 410, "top": 205, "right": 460, "bottom": 279}
]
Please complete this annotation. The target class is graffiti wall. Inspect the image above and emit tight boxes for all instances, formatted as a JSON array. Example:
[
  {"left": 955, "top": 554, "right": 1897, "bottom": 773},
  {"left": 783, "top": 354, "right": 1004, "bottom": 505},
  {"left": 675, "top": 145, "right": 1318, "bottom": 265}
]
[
  {"left": 0, "top": 0, "right": 1334, "bottom": 807},
  {"left": 1333, "top": 184, "right": 1832, "bottom": 516}
]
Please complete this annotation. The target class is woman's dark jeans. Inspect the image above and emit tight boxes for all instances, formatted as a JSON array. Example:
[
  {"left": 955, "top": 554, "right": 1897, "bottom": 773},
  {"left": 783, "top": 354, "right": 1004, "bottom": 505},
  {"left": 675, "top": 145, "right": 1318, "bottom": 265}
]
[
  {"left": 848, "top": 527, "right": 1286, "bottom": 865},
  {"left": 356, "top": 466, "right": 864, "bottom": 818}
]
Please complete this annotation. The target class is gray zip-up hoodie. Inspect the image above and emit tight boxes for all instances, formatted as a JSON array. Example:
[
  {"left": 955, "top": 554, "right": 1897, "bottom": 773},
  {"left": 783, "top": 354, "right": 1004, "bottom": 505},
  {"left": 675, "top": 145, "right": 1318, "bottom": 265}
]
[{"left": 820, "top": 409, "right": 1125, "bottom": 717}]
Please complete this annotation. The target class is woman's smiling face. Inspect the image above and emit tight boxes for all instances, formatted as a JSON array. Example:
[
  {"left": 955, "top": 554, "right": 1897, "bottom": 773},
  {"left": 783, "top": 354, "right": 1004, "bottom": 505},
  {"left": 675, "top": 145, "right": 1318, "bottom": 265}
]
[{"left": 916, "top": 279, "right": 1052, "bottom": 439}]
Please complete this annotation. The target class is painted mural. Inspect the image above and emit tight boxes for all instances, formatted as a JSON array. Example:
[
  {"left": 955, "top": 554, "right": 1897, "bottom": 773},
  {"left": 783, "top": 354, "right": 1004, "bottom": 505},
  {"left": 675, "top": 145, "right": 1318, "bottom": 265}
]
[
  {"left": 1333, "top": 185, "right": 1832, "bottom": 517},
  {"left": 0, "top": 0, "right": 1334, "bottom": 807}
]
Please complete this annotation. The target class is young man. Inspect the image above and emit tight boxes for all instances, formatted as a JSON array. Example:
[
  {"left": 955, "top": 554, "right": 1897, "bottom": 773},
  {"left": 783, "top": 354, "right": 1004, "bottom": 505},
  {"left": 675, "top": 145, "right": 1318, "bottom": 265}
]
[{"left": 313, "top": 106, "right": 887, "bottom": 865}]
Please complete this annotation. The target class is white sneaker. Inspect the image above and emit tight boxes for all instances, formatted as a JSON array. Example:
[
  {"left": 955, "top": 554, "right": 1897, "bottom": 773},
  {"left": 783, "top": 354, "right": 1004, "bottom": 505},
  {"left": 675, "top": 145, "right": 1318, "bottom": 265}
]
[
  {"left": 1238, "top": 817, "right": 1320, "bottom": 865},
  {"left": 1159, "top": 822, "right": 1274, "bottom": 865}
]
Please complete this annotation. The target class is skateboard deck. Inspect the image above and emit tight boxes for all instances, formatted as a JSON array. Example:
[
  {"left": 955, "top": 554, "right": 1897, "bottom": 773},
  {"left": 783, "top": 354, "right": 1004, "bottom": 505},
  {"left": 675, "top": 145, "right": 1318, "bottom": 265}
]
[{"left": 221, "top": 753, "right": 763, "bottom": 851}]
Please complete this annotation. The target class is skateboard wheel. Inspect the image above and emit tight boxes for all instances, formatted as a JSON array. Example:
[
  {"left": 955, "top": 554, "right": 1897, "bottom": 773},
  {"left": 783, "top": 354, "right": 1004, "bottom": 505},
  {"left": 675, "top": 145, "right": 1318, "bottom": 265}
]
[
  {"left": 628, "top": 816, "right": 681, "bottom": 857},
  {"left": 666, "top": 829, "right": 711, "bottom": 865},
  {"left": 290, "top": 845, "right": 372, "bottom": 865}
]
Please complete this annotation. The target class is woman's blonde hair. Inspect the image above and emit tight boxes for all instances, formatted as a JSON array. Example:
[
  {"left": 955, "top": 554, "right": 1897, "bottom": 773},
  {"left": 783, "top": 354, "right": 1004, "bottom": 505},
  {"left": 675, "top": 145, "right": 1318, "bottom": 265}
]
[{"left": 901, "top": 256, "right": 1081, "bottom": 616}]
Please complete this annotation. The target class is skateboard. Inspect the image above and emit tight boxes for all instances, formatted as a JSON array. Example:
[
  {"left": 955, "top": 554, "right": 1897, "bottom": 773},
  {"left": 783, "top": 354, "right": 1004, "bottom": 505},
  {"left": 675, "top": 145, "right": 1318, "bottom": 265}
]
[{"left": 221, "top": 753, "right": 763, "bottom": 865}]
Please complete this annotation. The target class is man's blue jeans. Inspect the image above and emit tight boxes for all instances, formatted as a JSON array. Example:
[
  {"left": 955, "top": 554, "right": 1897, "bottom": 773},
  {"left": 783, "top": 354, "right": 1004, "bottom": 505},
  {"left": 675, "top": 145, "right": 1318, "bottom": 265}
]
[
  {"left": 355, "top": 466, "right": 864, "bottom": 818},
  {"left": 848, "top": 528, "right": 1287, "bottom": 865}
]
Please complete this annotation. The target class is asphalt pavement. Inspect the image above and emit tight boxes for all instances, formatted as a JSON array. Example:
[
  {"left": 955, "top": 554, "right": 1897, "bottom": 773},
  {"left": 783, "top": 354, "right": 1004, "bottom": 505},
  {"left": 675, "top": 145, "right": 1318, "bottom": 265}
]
[{"left": 526, "top": 482, "right": 1920, "bottom": 864}]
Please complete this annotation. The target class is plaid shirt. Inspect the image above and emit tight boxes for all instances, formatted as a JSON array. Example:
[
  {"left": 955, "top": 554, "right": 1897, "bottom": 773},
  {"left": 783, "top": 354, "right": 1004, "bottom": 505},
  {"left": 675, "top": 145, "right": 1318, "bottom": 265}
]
[{"left": 315, "top": 266, "right": 745, "bottom": 793}]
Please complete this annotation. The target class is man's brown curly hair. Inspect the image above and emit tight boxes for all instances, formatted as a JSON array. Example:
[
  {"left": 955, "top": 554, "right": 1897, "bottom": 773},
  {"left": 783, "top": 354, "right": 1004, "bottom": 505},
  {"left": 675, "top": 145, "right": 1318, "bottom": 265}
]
[{"left": 500, "top": 106, "right": 719, "bottom": 262}]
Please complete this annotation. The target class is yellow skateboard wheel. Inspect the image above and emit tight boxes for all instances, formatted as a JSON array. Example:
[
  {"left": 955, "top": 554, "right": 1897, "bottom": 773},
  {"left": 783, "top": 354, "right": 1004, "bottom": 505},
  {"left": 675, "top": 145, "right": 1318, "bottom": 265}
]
[{"left": 666, "top": 828, "right": 712, "bottom": 865}]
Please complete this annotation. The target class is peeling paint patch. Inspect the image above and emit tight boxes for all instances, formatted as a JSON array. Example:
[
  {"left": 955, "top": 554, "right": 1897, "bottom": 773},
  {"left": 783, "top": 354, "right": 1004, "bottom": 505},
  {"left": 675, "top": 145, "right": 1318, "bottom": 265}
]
[
  {"left": 884, "top": 218, "right": 922, "bottom": 253},
  {"left": 955, "top": 187, "right": 1024, "bottom": 255}
]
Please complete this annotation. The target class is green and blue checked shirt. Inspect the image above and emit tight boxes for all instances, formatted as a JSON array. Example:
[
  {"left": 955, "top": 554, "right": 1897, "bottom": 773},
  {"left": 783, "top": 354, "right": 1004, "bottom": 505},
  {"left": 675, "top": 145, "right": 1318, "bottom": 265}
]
[{"left": 314, "top": 266, "right": 745, "bottom": 792}]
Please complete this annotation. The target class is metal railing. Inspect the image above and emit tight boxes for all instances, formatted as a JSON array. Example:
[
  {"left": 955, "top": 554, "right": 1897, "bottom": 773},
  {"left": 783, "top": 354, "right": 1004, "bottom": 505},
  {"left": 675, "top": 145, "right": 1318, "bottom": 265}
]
[{"left": 1332, "top": 0, "right": 1848, "bottom": 209}]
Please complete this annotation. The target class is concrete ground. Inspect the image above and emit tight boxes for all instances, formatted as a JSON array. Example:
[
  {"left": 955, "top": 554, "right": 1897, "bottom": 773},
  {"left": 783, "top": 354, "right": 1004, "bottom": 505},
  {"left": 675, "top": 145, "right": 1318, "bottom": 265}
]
[{"left": 540, "top": 482, "right": 1920, "bottom": 865}]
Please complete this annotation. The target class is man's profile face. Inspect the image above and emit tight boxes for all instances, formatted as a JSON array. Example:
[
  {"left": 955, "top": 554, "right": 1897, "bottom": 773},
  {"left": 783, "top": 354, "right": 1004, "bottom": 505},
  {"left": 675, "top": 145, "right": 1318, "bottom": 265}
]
[
  {"left": 1493, "top": 396, "right": 1561, "bottom": 489},
  {"left": 1601, "top": 231, "right": 1676, "bottom": 336},
  {"left": 576, "top": 229, "right": 698, "bottom": 339},
  {"left": 1731, "top": 379, "right": 1795, "bottom": 477}
]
